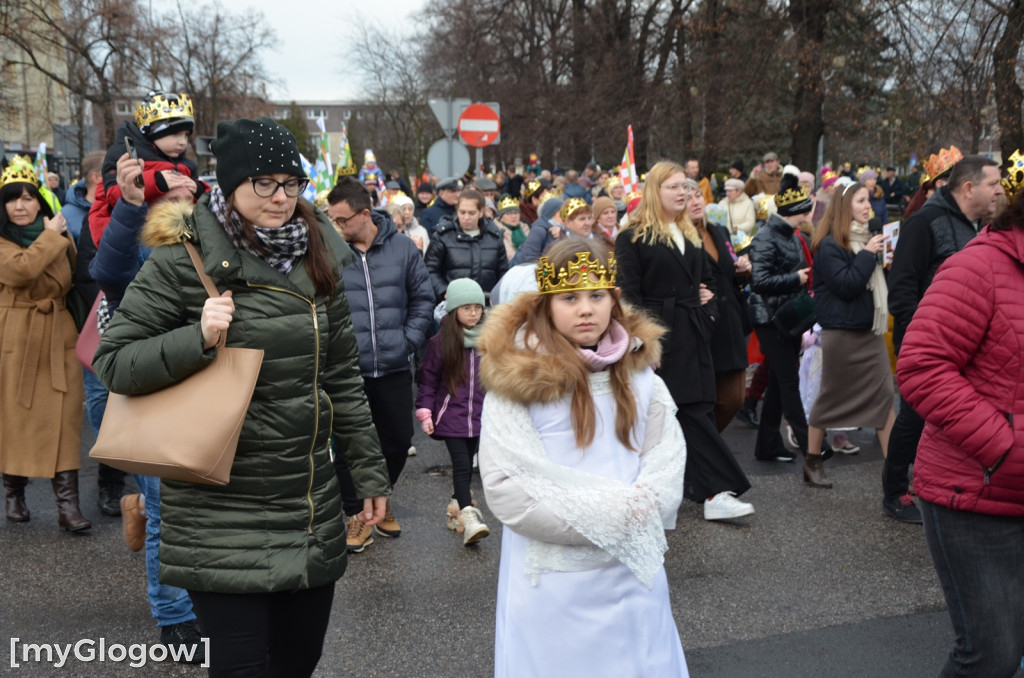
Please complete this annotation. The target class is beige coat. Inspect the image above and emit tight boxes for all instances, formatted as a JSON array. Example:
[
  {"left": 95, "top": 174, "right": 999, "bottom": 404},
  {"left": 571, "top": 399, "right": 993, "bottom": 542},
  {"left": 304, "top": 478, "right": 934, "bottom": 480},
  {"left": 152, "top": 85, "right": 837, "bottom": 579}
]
[
  {"left": 718, "top": 194, "right": 757, "bottom": 235},
  {"left": 0, "top": 229, "right": 83, "bottom": 477}
]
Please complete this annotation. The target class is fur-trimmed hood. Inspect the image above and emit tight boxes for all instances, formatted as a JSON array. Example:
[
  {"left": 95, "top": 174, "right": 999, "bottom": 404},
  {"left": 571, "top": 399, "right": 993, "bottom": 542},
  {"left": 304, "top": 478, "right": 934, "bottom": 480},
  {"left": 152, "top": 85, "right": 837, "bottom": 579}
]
[
  {"left": 478, "top": 293, "right": 664, "bottom": 404},
  {"left": 140, "top": 199, "right": 194, "bottom": 248}
]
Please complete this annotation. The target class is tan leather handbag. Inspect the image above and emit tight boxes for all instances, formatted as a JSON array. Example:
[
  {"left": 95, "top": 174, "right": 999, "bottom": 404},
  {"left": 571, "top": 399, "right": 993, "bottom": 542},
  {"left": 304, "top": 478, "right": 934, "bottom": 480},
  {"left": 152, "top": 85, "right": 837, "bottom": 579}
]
[{"left": 89, "top": 242, "right": 264, "bottom": 485}]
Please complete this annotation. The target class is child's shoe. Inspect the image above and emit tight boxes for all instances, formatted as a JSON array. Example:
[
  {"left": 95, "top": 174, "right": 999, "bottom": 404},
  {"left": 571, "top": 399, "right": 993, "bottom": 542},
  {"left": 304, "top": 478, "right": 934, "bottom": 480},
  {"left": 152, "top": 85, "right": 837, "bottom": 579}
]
[
  {"left": 446, "top": 499, "right": 463, "bottom": 534},
  {"left": 459, "top": 506, "right": 490, "bottom": 546}
]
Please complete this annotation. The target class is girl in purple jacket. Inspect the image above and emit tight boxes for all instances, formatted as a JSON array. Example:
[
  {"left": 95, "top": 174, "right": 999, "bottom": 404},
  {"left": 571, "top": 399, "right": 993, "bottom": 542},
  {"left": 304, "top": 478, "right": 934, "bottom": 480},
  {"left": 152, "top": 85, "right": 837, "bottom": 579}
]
[{"left": 415, "top": 278, "right": 489, "bottom": 546}]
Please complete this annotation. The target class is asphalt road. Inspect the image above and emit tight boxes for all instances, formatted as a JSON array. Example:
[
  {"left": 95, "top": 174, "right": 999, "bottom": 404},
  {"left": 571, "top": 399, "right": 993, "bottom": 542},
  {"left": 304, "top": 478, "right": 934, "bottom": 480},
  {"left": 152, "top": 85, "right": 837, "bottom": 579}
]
[{"left": 2, "top": 406, "right": 1015, "bottom": 677}]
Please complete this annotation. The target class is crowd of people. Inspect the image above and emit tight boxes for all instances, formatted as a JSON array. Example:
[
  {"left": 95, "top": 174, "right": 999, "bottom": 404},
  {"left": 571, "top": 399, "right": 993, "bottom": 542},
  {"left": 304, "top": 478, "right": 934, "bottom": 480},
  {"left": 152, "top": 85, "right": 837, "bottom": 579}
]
[{"left": 3, "top": 87, "right": 1024, "bottom": 676}]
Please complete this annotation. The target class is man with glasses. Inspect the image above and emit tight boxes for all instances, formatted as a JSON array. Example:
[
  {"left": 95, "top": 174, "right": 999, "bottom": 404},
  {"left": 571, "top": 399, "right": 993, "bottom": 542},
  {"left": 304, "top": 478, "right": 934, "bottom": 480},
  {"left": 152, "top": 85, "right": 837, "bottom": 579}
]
[{"left": 325, "top": 177, "right": 434, "bottom": 553}]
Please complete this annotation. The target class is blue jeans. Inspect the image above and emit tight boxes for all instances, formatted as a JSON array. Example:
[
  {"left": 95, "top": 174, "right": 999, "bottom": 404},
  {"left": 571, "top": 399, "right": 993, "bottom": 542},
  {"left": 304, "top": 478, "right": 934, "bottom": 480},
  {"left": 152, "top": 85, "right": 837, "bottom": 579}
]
[
  {"left": 133, "top": 475, "right": 195, "bottom": 627},
  {"left": 82, "top": 368, "right": 108, "bottom": 435},
  {"left": 83, "top": 368, "right": 125, "bottom": 488},
  {"left": 922, "top": 500, "right": 1024, "bottom": 677}
]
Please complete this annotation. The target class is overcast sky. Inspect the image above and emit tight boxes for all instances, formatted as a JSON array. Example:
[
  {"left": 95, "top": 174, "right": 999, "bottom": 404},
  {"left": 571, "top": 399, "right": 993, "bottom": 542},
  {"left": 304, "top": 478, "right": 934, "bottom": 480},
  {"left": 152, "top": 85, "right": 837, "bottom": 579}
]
[{"left": 234, "top": 1, "right": 427, "bottom": 103}]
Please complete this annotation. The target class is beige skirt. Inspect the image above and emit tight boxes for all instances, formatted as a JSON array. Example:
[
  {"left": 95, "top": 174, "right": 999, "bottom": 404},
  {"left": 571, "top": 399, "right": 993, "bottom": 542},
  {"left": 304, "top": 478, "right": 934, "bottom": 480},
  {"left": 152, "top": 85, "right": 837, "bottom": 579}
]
[{"left": 808, "top": 329, "right": 894, "bottom": 429}]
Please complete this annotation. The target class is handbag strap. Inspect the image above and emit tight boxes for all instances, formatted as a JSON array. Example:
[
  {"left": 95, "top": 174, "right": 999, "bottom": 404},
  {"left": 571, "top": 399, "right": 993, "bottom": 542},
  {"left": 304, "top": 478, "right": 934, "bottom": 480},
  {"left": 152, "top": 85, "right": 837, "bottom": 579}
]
[
  {"left": 182, "top": 240, "right": 228, "bottom": 349},
  {"left": 183, "top": 241, "right": 220, "bottom": 299}
]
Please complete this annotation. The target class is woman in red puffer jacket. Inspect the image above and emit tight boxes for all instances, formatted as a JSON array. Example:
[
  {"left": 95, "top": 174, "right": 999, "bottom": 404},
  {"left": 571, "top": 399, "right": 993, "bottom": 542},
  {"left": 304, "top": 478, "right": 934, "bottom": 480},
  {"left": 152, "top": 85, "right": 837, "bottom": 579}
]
[{"left": 896, "top": 169, "right": 1021, "bottom": 678}]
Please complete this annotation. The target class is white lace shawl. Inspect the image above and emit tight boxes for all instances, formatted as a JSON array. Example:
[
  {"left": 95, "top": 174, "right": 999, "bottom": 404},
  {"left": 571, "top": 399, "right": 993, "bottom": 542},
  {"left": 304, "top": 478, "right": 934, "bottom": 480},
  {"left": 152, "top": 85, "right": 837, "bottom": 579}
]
[{"left": 480, "top": 374, "right": 686, "bottom": 588}]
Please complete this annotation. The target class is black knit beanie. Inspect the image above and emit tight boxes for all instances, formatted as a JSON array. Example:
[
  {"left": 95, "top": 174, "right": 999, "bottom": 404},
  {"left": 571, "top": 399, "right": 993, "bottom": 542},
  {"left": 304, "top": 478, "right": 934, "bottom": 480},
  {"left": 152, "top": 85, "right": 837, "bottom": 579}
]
[
  {"left": 774, "top": 170, "right": 813, "bottom": 216},
  {"left": 211, "top": 118, "right": 304, "bottom": 196}
]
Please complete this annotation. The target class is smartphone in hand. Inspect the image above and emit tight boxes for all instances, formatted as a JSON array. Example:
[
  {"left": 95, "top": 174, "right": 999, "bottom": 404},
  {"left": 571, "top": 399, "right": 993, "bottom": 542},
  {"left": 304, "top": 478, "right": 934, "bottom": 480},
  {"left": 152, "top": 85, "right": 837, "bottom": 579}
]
[{"left": 124, "top": 138, "right": 144, "bottom": 187}]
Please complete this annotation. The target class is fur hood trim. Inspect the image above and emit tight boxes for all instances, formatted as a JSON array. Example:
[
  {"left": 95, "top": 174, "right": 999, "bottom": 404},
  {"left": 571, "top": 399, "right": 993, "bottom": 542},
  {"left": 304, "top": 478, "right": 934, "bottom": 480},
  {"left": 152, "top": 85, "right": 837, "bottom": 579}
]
[
  {"left": 141, "top": 200, "right": 195, "bottom": 248},
  {"left": 478, "top": 292, "right": 664, "bottom": 404}
]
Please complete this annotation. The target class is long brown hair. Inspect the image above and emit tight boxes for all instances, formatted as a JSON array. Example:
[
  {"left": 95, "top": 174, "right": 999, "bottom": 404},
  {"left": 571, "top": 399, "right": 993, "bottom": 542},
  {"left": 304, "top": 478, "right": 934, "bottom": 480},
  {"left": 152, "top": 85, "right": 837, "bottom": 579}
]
[
  {"left": 226, "top": 195, "right": 338, "bottom": 300},
  {"left": 523, "top": 239, "right": 639, "bottom": 450},
  {"left": 440, "top": 311, "right": 469, "bottom": 396},
  {"left": 812, "top": 182, "right": 866, "bottom": 252}
]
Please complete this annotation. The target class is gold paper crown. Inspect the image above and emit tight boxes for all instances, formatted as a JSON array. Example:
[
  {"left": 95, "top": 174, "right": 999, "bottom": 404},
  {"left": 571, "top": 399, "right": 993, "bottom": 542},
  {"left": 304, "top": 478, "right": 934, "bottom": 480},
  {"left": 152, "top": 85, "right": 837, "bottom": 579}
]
[
  {"left": 774, "top": 185, "right": 810, "bottom": 208},
  {"left": 1003, "top": 150, "right": 1024, "bottom": 203},
  {"left": 522, "top": 179, "right": 543, "bottom": 199},
  {"left": 755, "top": 194, "right": 776, "bottom": 220},
  {"left": 313, "top": 189, "right": 330, "bottom": 210},
  {"left": 923, "top": 146, "right": 962, "bottom": 181},
  {"left": 134, "top": 92, "right": 194, "bottom": 129},
  {"left": 535, "top": 251, "right": 617, "bottom": 295},
  {"left": 856, "top": 165, "right": 875, "bottom": 177},
  {"left": 497, "top": 195, "right": 519, "bottom": 212},
  {"left": 335, "top": 158, "right": 357, "bottom": 178},
  {"left": 821, "top": 168, "right": 838, "bottom": 182},
  {"left": 559, "top": 197, "right": 590, "bottom": 221},
  {"left": 1, "top": 155, "right": 39, "bottom": 189},
  {"left": 626, "top": 190, "right": 642, "bottom": 201}
]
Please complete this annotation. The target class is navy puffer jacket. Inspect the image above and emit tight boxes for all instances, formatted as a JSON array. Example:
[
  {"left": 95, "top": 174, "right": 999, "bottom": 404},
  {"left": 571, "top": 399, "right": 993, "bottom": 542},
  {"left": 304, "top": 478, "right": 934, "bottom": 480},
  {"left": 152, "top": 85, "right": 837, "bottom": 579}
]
[{"left": 341, "top": 209, "right": 434, "bottom": 377}]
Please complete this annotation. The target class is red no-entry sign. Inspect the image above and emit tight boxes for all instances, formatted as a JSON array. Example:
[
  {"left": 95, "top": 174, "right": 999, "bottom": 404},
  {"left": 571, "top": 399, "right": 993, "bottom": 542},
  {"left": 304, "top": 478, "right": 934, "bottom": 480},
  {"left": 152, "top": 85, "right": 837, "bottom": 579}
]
[{"left": 457, "top": 104, "right": 501, "bottom": 148}]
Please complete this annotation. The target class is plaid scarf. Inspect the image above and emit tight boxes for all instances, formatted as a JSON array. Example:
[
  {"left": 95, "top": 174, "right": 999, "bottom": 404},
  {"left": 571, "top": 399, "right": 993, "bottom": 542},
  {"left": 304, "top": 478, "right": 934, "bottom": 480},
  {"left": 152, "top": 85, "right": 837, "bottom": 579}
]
[{"left": 208, "top": 187, "right": 309, "bottom": 276}]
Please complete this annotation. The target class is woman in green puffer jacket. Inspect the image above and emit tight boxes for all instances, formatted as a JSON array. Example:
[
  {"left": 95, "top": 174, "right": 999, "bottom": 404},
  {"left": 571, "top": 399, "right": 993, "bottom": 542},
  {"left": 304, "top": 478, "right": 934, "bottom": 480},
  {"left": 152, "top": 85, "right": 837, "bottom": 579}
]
[{"left": 93, "top": 118, "right": 389, "bottom": 677}]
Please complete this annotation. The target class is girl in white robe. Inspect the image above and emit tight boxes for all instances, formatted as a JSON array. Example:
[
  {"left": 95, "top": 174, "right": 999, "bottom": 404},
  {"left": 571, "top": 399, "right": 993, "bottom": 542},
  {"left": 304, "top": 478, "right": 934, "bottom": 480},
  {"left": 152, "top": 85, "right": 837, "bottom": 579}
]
[{"left": 478, "top": 239, "right": 689, "bottom": 678}]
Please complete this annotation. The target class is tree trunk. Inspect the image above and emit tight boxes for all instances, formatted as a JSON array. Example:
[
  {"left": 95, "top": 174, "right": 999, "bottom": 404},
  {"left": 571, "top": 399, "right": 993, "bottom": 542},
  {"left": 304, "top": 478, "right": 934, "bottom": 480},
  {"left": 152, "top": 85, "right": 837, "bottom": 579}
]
[
  {"left": 993, "top": 0, "right": 1024, "bottom": 158},
  {"left": 788, "top": 0, "right": 830, "bottom": 170}
]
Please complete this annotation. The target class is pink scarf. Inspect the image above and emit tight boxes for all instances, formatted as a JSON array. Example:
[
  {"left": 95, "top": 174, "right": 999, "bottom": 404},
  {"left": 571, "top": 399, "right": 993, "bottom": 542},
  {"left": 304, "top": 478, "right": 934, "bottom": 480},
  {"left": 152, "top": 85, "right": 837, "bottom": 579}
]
[{"left": 576, "top": 320, "right": 630, "bottom": 371}]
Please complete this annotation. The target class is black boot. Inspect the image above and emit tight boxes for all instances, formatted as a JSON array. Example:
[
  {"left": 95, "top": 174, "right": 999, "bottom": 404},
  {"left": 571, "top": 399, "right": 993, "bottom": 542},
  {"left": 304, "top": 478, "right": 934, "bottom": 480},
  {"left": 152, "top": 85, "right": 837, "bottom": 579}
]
[
  {"left": 3, "top": 474, "right": 30, "bottom": 522},
  {"left": 51, "top": 471, "right": 92, "bottom": 532}
]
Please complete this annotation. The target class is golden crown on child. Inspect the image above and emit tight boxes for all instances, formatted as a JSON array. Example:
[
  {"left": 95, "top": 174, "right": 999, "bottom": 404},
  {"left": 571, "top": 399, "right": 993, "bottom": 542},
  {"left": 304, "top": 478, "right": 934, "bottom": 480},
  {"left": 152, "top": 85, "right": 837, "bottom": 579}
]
[
  {"left": 135, "top": 93, "right": 194, "bottom": 128},
  {"left": 535, "top": 251, "right": 617, "bottom": 295}
]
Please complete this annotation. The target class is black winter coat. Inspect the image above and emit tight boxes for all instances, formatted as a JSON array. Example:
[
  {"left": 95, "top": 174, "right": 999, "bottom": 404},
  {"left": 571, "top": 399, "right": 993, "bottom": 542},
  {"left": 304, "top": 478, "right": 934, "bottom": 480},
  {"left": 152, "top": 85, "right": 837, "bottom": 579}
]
[
  {"left": 749, "top": 214, "right": 810, "bottom": 326},
  {"left": 342, "top": 209, "right": 435, "bottom": 378},
  {"left": 616, "top": 228, "right": 718, "bottom": 406},
  {"left": 419, "top": 199, "right": 456, "bottom": 236},
  {"left": 424, "top": 215, "right": 509, "bottom": 301},
  {"left": 887, "top": 186, "right": 979, "bottom": 352},
  {"left": 703, "top": 224, "right": 749, "bottom": 372},
  {"left": 811, "top": 235, "right": 877, "bottom": 331}
]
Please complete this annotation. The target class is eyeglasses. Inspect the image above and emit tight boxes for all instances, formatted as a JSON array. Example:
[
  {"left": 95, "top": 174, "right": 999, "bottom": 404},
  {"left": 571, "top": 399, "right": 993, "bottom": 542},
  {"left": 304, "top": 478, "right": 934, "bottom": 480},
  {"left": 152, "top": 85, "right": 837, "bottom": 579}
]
[
  {"left": 249, "top": 177, "right": 309, "bottom": 198},
  {"left": 329, "top": 210, "right": 365, "bottom": 228}
]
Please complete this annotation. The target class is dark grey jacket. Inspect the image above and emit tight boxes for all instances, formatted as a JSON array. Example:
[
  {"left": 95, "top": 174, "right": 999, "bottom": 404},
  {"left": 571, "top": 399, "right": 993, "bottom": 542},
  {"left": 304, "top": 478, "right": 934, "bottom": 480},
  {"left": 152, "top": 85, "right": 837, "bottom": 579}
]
[{"left": 342, "top": 209, "right": 434, "bottom": 378}]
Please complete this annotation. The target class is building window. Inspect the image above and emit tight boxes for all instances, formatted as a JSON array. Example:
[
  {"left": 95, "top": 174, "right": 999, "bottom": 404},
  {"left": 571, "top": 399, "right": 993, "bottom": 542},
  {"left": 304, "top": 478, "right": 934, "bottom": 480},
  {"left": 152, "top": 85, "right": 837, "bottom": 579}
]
[
  {"left": 271, "top": 108, "right": 288, "bottom": 120},
  {"left": 306, "top": 109, "right": 327, "bottom": 120},
  {"left": 344, "top": 109, "right": 352, "bottom": 120},
  {"left": 355, "top": 110, "right": 363, "bottom": 120},
  {"left": 116, "top": 101, "right": 130, "bottom": 115}
]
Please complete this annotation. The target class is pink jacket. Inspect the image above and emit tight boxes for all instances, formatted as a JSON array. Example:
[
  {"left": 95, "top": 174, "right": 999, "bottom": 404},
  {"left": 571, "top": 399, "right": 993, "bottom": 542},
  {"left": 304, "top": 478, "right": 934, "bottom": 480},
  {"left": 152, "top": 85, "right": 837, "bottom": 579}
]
[{"left": 897, "top": 225, "right": 1024, "bottom": 516}]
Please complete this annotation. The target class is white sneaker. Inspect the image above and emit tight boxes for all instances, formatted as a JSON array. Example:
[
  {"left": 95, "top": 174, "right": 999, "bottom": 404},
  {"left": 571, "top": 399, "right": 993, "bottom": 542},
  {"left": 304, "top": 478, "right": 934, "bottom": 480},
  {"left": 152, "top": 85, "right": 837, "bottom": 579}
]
[
  {"left": 459, "top": 506, "right": 490, "bottom": 546},
  {"left": 785, "top": 424, "right": 798, "bottom": 448},
  {"left": 704, "top": 492, "right": 755, "bottom": 521},
  {"left": 407, "top": 445, "right": 417, "bottom": 457}
]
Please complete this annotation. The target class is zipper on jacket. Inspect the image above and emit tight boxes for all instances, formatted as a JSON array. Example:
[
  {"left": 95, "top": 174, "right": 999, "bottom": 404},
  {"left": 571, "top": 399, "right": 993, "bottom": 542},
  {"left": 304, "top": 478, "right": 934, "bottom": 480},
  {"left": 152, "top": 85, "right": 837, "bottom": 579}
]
[
  {"left": 248, "top": 282, "right": 320, "bottom": 533},
  {"left": 360, "top": 252, "right": 379, "bottom": 377},
  {"left": 986, "top": 413, "right": 1015, "bottom": 484},
  {"left": 468, "top": 349, "right": 476, "bottom": 435},
  {"left": 435, "top": 394, "right": 451, "bottom": 428}
]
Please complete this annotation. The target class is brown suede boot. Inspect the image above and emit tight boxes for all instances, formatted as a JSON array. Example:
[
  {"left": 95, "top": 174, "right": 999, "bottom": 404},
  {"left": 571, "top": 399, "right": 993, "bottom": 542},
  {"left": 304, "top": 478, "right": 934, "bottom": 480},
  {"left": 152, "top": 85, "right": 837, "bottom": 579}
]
[
  {"left": 802, "top": 454, "right": 833, "bottom": 489},
  {"left": 4, "top": 474, "right": 30, "bottom": 522},
  {"left": 51, "top": 471, "right": 92, "bottom": 532}
]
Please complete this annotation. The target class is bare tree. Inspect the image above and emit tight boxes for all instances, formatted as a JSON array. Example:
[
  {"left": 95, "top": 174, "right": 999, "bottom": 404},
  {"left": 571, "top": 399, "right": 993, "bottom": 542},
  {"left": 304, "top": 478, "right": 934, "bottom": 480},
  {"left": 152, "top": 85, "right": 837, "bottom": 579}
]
[
  {"left": 0, "top": 0, "right": 147, "bottom": 145},
  {"left": 154, "top": 1, "right": 277, "bottom": 136},
  {"left": 346, "top": 21, "right": 435, "bottom": 182}
]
